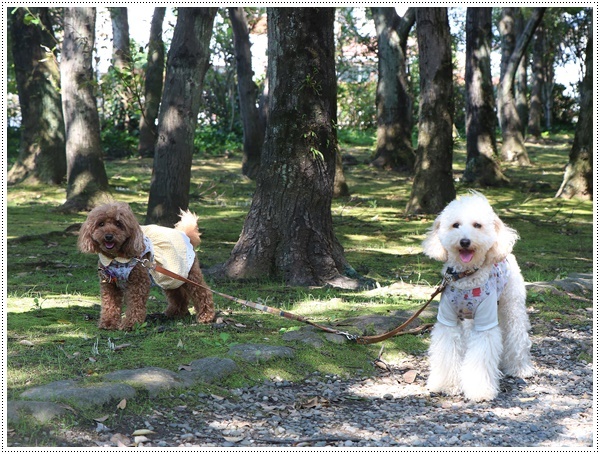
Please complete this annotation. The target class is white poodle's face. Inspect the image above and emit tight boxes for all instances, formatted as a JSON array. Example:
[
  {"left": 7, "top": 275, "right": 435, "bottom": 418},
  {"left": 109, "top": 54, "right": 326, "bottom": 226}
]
[
  {"left": 422, "top": 194, "right": 517, "bottom": 271},
  {"left": 436, "top": 208, "right": 498, "bottom": 269}
]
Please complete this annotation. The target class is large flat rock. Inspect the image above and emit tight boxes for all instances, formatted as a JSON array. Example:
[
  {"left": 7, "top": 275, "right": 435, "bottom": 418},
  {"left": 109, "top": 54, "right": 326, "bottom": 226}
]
[
  {"left": 228, "top": 343, "right": 294, "bottom": 363},
  {"left": 104, "top": 367, "right": 189, "bottom": 397}
]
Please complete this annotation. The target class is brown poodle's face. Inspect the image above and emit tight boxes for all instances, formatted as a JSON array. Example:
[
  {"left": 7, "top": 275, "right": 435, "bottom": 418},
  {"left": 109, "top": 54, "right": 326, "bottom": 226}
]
[{"left": 78, "top": 202, "right": 144, "bottom": 259}]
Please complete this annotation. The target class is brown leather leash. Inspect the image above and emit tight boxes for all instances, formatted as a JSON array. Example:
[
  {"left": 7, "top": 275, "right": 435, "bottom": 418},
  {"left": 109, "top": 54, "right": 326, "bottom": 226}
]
[{"left": 137, "top": 258, "right": 475, "bottom": 344}]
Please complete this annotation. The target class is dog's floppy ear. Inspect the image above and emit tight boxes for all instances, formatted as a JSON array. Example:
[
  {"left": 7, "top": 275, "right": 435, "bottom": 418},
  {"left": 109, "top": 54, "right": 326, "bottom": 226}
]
[
  {"left": 78, "top": 213, "right": 99, "bottom": 254},
  {"left": 486, "top": 215, "right": 519, "bottom": 265},
  {"left": 118, "top": 204, "right": 145, "bottom": 258},
  {"left": 422, "top": 218, "right": 448, "bottom": 262}
]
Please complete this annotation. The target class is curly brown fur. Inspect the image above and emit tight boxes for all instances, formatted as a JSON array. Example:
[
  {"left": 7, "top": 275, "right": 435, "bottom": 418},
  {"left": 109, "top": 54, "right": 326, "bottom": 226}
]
[{"left": 79, "top": 202, "right": 215, "bottom": 330}]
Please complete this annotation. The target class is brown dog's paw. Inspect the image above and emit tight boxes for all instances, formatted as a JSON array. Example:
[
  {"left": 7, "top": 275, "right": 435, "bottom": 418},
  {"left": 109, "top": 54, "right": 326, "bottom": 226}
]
[{"left": 98, "top": 320, "right": 120, "bottom": 330}]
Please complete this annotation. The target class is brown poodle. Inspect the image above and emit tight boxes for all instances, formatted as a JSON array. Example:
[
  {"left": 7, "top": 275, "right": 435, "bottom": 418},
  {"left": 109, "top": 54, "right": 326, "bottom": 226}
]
[{"left": 78, "top": 202, "right": 215, "bottom": 330}]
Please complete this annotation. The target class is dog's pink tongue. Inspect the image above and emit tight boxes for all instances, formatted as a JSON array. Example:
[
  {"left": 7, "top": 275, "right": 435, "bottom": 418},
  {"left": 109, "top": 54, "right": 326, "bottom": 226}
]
[
  {"left": 105, "top": 242, "right": 115, "bottom": 250},
  {"left": 460, "top": 250, "right": 474, "bottom": 263}
]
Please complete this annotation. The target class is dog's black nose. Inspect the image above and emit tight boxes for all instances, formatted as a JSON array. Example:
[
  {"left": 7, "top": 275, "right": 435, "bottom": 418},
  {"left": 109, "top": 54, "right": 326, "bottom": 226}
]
[
  {"left": 460, "top": 238, "right": 471, "bottom": 249},
  {"left": 104, "top": 234, "right": 114, "bottom": 242}
]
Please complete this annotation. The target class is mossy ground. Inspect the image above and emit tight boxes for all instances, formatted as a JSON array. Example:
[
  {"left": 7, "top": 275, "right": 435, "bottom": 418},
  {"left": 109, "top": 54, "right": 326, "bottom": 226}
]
[{"left": 6, "top": 132, "right": 593, "bottom": 421}]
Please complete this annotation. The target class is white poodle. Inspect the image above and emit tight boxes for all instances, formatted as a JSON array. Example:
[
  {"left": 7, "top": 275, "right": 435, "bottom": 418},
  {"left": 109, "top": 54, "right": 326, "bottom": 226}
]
[{"left": 422, "top": 192, "right": 534, "bottom": 401}]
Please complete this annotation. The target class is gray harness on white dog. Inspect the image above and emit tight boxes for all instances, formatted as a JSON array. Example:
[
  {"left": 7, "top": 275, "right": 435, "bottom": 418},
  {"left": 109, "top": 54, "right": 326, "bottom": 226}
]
[{"left": 437, "top": 259, "right": 510, "bottom": 331}]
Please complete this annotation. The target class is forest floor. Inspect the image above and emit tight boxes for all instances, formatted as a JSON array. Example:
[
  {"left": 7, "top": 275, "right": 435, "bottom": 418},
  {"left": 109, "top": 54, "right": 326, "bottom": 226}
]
[{"left": 5, "top": 133, "right": 594, "bottom": 447}]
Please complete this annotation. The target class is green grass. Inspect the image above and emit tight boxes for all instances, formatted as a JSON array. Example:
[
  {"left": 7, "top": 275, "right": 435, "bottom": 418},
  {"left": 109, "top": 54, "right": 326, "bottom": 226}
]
[{"left": 6, "top": 130, "right": 593, "bottom": 413}]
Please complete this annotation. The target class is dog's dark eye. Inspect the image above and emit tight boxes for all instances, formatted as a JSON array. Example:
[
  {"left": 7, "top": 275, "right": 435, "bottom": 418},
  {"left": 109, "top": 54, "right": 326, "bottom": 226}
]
[
  {"left": 473, "top": 223, "right": 482, "bottom": 229},
  {"left": 452, "top": 223, "right": 460, "bottom": 228},
  {"left": 98, "top": 222, "right": 105, "bottom": 227},
  {"left": 115, "top": 221, "right": 123, "bottom": 229}
]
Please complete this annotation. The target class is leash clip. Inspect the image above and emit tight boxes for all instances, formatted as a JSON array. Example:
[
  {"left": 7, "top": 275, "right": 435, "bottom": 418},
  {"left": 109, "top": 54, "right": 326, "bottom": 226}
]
[{"left": 135, "top": 258, "right": 156, "bottom": 270}]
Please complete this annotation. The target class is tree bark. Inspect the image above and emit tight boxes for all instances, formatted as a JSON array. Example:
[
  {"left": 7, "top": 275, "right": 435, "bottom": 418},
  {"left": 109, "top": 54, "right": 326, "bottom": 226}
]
[
  {"left": 514, "top": 10, "right": 529, "bottom": 137},
  {"left": 109, "top": 7, "right": 130, "bottom": 71},
  {"left": 61, "top": 7, "right": 110, "bottom": 211},
  {"left": 463, "top": 7, "right": 508, "bottom": 187},
  {"left": 229, "top": 6, "right": 265, "bottom": 180},
  {"left": 498, "top": 7, "right": 545, "bottom": 165},
  {"left": 370, "top": 7, "right": 415, "bottom": 171},
  {"left": 138, "top": 7, "right": 166, "bottom": 158},
  {"left": 527, "top": 25, "right": 544, "bottom": 138},
  {"left": 406, "top": 8, "right": 455, "bottom": 214},
  {"left": 7, "top": 7, "right": 66, "bottom": 185},
  {"left": 146, "top": 7, "right": 217, "bottom": 226},
  {"left": 221, "top": 7, "right": 355, "bottom": 287},
  {"left": 556, "top": 25, "right": 593, "bottom": 200}
]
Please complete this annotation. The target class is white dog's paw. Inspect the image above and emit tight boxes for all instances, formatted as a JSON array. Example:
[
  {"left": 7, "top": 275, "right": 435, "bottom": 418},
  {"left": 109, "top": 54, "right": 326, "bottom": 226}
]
[
  {"left": 502, "top": 362, "right": 535, "bottom": 379},
  {"left": 463, "top": 385, "right": 498, "bottom": 402}
]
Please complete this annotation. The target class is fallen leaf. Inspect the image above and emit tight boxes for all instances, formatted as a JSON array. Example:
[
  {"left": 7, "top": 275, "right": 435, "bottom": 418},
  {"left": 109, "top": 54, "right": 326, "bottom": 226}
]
[
  {"left": 94, "top": 415, "right": 110, "bottom": 422},
  {"left": 177, "top": 339, "right": 184, "bottom": 348},
  {"left": 116, "top": 399, "right": 127, "bottom": 410},
  {"left": 19, "top": 340, "right": 34, "bottom": 347},
  {"left": 211, "top": 394, "right": 224, "bottom": 401},
  {"left": 131, "top": 429, "right": 155, "bottom": 436},
  {"left": 298, "top": 396, "right": 329, "bottom": 409},
  {"left": 403, "top": 370, "right": 418, "bottom": 384},
  {"left": 373, "top": 359, "right": 389, "bottom": 371},
  {"left": 110, "top": 433, "right": 131, "bottom": 447},
  {"left": 113, "top": 343, "right": 131, "bottom": 351},
  {"left": 223, "top": 436, "right": 245, "bottom": 443},
  {"left": 134, "top": 435, "right": 150, "bottom": 444}
]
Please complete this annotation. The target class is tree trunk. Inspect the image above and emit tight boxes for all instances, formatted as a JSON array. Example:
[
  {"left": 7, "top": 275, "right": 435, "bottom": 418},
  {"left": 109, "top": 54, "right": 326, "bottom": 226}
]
[
  {"left": 406, "top": 7, "right": 455, "bottom": 214},
  {"left": 370, "top": 7, "right": 415, "bottom": 171},
  {"left": 221, "top": 7, "right": 355, "bottom": 288},
  {"left": 228, "top": 6, "right": 265, "bottom": 180},
  {"left": 527, "top": 25, "right": 544, "bottom": 138},
  {"left": 498, "top": 7, "right": 545, "bottom": 165},
  {"left": 463, "top": 7, "right": 508, "bottom": 186},
  {"left": 7, "top": 7, "right": 66, "bottom": 185},
  {"left": 138, "top": 7, "right": 166, "bottom": 158},
  {"left": 61, "top": 7, "right": 110, "bottom": 211},
  {"left": 146, "top": 7, "right": 217, "bottom": 226},
  {"left": 556, "top": 26, "right": 592, "bottom": 200},
  {"left": 109, "top": 7, "right": 132, "bottom": 133},
  {"left": 514, "top": 10, "right": 528, "bottom": 137}
]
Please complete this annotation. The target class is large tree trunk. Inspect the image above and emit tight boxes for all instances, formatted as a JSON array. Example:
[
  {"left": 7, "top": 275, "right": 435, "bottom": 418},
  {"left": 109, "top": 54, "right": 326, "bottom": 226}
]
[
  {"left": 138, "top": 7, "right": 166, "bottom": 158},
  {"left": 370, "top": 7, "right": 415, "bottom": 171},
  {"left": 229, "top": 6, "right": 265, "bottom": 180},
  {"left": 221, "top": 7, "right": 355, "bottom": 288},
  {"left": 146, "top": 7, "right": 217, "bottom": 226},
  {"left": 527, "top": 25, "right": 544, "bottom": 138},
  {"left": 61, "top": 7, "right": 110, "bottom": 211},
  {"left": 406, "top": 8, "right": 455, "bottom": 214},
  {"left": 556, "top": 26, "right": 593, "bottom": 200},
  {"left": 463, "top": 7, "right": 508, "bottom": 186},
  {"left": 7, "top": 7, "right": 66, "bottom": 185},
  {"left": 498, "top": 7, "right": 545, "bottom": 165}
]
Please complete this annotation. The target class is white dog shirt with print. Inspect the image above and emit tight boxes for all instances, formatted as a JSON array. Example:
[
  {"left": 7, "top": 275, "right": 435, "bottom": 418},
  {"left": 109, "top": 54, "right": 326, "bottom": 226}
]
[{"left": 437, "top": 259, "right": 509, "bottom": 331}]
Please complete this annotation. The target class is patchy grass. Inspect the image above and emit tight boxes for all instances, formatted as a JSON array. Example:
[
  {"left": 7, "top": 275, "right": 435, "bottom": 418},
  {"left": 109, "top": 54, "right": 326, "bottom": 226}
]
[{"left": 6, "top": 131, "right": 592, "bottom": 410}]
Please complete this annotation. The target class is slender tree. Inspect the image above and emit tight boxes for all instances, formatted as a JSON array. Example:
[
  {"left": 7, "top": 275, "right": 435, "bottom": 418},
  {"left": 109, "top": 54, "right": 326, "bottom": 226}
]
[
  {"left": 498, "top": 7, "right": 545, "bottom": 165},
  {"left": 527, "top": 25, "right": 545, "bottom": 138},
  {"left": 138, "top": 7, "right": 166, "bottom": 158},
  {"left": 146, "top": 7, "right": 218, "bottom": 226},
  {"left": 220, "top": 8, "right": 356, "bottom": 287},
  {"left": 514, "top": 9, "right": 529, "bottom": 137},
  {"left": 7, "top": 7, "right": 66, "bottom": 185},
  {"left": 108, "top": 7, "right": 134, "bottom": 133},
  {"left": 556, "top": 24, "right": 593, "bottom": 200},
  {"left": 229, "top": 6, "right": 265, "bottom": 180},
  {"left": 61, "top": 7, "right": 110, "bottom": 211},
  {"left": 463, "top": 7, "right": 508, "bottom": 186},
  {"left": 406, "top": 7, "right": 455, "bottom": 214},
  {"left": 370, "top": 7, "right": 415, "bottom": 171}
]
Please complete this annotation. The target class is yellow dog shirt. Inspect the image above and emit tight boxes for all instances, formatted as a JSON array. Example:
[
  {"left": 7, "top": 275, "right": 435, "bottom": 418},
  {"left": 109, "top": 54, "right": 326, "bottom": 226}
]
[{"left": 98, "top": 225, "right": 196, "bottom": 290}]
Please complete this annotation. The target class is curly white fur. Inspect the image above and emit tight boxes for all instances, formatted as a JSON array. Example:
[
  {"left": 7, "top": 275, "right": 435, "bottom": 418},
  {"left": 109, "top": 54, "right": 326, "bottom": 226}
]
[{"left": 422, "top": 192, "right": 534, "bottom": 401}]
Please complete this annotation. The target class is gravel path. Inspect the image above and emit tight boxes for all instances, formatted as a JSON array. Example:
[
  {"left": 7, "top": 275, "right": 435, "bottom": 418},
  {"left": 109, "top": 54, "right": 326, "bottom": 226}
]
[{"left": 10, "top": 315, "right": 593, "bottom": 448}]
